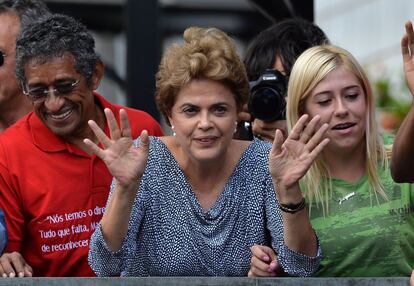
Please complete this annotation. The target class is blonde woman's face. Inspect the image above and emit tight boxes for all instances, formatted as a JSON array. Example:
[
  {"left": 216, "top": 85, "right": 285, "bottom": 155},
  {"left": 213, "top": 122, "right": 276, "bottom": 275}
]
[
  {"left": 304, "top": 66, "right": 367, "bottom": 153},
  {"left": 168, "top": 79, "right": 238, "bottom": 164}
]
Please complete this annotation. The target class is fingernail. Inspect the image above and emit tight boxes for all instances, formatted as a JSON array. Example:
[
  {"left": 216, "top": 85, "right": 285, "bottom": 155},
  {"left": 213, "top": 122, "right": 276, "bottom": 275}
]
[
  {"left": 262, "top": 255, "right": 270, "bottom": 261},
  {"left": 18, "top": 272, "right": 24, "bottom": 277},
  {"left": 9, "top": 272, "right": 15, "bottom": 278},
  {"left": 2, "top": 273, "right": 6, "bottom": 278}
]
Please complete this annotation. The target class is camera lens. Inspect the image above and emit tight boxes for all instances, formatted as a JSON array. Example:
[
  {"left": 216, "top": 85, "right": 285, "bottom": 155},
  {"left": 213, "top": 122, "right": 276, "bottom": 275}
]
[
  {"left": 248, "top": 69, "right": 287, "bottom": 122},
  {"left": 249, "top": 86, "right": 285, "bottom": 121}
]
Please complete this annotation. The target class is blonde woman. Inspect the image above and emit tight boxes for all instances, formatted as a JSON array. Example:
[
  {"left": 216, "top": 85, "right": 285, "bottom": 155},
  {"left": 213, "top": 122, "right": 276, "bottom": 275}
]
[{"left": 249, "top": 43, "right": 414, "bottom": 277}]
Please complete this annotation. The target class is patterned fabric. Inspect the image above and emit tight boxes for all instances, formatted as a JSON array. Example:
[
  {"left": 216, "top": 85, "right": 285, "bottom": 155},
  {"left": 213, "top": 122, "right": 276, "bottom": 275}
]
[
  {"left": 89, "top": 137, "right": 321, "bottom": 277},
  {"left": 311, "top": 167, "right": 414, "bottom": 276},
  {"left": 311, "top": 135, "right": 414, "bottom": 276}
]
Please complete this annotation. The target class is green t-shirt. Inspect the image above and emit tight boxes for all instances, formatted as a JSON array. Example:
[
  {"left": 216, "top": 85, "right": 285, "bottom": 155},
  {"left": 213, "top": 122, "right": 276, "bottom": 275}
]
[{"left": 310, "top": 140, "right": 414, "bottom": 276}]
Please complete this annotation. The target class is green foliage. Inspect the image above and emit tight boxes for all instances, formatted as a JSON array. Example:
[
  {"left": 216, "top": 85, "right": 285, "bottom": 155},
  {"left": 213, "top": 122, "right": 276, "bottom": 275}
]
[{"left": 374, "top": 76, "right": 411, "bottom": 124}]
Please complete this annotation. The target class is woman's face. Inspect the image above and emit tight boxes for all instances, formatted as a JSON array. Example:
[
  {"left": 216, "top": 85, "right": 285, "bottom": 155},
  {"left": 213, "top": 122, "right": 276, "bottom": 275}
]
[
  {"left": 169, "top": 79, "right": 238, "bottom": 164},
  {"left": 304, "top": 66, "right": 367, "bottom": 153}
]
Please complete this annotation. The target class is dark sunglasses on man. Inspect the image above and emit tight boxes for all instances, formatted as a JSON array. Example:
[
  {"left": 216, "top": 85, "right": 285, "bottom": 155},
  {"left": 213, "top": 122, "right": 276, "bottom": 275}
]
[{"left": 22, "top": 79, "right": 80, "bottom": 102}]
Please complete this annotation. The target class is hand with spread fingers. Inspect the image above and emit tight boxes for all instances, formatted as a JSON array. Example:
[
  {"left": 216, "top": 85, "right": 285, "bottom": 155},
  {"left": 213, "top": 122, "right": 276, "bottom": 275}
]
[
  {"left": 84, "top": 108, "right": 150, "bottom": 252},
  {"left": 265, "top": 114, "right": 328, "bottom": 259},
  {"left": 248, "top": 244, "right": 282, "bottom": 277},
  {"left": 391, "top": 21, "right": 414, "bottom": 182},
  {"left": 402, "top": 21, "right": 414, "bottom": 96},
  {"left": 84, "top": 108, "right": 150, "bottom": 191},
  {"left": 269, "top": 114, "right": 329, "bottom": 195},
  {"left": 0, "top": 252, "right": 33, "bottom": 278}
]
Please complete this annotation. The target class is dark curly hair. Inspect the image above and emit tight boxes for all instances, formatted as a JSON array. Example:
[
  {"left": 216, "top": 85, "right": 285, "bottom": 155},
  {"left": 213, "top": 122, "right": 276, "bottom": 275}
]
[
  {"left": 244, "top": 17, "right": 329, "bottom": 81},
  {"left": 0, "top": 0, "right": 50, "bottom": 30},
  {"left": 15, "top": 13, "right": 100, "bottom": 85}
]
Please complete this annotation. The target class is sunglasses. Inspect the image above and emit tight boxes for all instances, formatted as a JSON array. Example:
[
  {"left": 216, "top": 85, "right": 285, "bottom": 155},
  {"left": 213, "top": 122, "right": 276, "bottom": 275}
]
[{"left": 23, "top": 79, "right": 80, "bottom": 102}]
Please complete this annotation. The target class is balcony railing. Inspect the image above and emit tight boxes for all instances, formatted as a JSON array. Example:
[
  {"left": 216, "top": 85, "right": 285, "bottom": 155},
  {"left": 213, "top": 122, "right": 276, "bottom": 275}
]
[{"left": 0, "top": 277, "right": 409, "bottom": 286}]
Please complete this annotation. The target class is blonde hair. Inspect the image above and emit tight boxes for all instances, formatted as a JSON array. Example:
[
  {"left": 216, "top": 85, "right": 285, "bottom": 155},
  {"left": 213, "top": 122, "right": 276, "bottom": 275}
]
[
  {"left": 155, "top": 27, "right": 249, "bottom": 125},
  {"left": 286, "top": 45, "right": 388, "bottom": 214}
]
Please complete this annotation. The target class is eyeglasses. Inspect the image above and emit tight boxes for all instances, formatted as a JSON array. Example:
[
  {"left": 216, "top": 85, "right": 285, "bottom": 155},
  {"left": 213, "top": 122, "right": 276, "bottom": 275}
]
[
  {"left": 0, "top": 51, "right": 5, "bottom": 67},
  {"left": 23, "top": 79, "right": 80, "bottom": 102}
]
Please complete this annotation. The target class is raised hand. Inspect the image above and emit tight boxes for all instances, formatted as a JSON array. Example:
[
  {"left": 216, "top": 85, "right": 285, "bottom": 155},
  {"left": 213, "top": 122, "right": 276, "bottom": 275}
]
[
  {"left": 402, "top": 21, "right": 414, "bottom": 96},
  {"left": 269, "top": 114, "right": 329, "bottom": 191},
  {"left": 84, "top": 108, "right": 149, "bottom": 190}
]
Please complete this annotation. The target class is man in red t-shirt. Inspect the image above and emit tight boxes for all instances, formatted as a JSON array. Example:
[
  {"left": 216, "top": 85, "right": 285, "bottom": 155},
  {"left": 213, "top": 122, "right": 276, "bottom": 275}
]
[{"left": 0, "top": 14, "right": 163, "bottom": 277}]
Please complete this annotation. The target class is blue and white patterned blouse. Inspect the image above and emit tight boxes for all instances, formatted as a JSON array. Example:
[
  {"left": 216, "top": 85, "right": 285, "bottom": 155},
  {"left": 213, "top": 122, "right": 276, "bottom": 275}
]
[{"left": 88, "top": 137, "right": 321, "bottom": 277}]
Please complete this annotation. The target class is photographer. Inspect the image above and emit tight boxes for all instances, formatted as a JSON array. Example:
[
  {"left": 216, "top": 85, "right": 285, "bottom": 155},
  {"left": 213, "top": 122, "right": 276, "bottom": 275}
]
[{"left": 239, "top": 18, "right": 329, "bottom": 141}]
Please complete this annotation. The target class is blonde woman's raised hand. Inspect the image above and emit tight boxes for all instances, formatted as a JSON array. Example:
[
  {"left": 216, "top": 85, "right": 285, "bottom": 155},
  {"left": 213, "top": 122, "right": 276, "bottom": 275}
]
[
  {"left": 84, "top": 108, "right": 149, "bottom": 190},
  {"left": 402, "top": 21, "right": 414, "bottom": 96},
  {"left": 269, "top": 114, "right": 329, "bottom": 191}
]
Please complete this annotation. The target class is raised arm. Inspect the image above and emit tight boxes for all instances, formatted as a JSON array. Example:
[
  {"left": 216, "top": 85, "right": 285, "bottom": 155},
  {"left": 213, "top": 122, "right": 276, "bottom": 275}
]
[
  {"left": 84, "top": 108, "right": 149, "bottom": 252},
  {"left": 269, "top": 114, "right": 329, "bottom": 256},
  {"left": 391, "top": 21, "right": 414, "bottom": 182}
]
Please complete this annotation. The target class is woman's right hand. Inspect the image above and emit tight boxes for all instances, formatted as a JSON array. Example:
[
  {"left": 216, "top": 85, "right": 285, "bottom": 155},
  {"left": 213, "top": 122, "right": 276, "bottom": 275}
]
[
  {"left": 84, "top": 108, "right": 150, "bottom": 191},
  {"left": 269, "top": 114, "right": 329, "bottom": 191}
]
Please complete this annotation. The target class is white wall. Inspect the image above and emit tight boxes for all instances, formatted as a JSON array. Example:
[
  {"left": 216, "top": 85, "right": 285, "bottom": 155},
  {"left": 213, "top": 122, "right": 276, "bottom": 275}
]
[{"left": 315, "top": 0, "right": 414, "bottom": 100}]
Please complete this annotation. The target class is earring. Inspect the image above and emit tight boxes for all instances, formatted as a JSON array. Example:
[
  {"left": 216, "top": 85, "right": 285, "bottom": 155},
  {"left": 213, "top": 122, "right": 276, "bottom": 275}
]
[
  {"left": 234, "top": 121, "right": 238, "bottom": 134},
  {"left": 171, "top": 125, "right": 176, "bottom": 136}
]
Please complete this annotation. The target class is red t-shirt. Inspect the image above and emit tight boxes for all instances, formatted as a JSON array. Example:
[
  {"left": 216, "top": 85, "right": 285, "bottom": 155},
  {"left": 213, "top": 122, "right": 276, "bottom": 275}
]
[{"left": 0, "top": 93, "right": 163, "bottom": 276}]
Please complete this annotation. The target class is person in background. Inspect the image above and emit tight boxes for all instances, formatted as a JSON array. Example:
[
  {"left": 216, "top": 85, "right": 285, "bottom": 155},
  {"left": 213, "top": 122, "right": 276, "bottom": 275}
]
[
  {"left": 0, "top": 14, "right": 163, "bottom": 277},
  {"left": 237, "top": 18, "right": 329, "bottom": 142},
  {"left": 0, "top": 0, "right": 50, "bottom": 132},
  {"left": 87, "top": 26, "right": 328, "bottom": 277},
  {"left": 0, "top": 210, "right": 6, "bottom": 254}
]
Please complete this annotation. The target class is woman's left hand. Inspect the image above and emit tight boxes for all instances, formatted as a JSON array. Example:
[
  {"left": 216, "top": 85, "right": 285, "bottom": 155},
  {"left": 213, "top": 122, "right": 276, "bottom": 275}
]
[{"left": 269, "top": 114, "right": 329, "bottom": 192}]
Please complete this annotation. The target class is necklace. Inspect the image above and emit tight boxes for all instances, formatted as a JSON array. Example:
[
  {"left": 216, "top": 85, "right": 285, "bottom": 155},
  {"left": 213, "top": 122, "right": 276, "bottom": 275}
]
[{"left": 338, "top": 192, "right": 355, "bottom": 205}]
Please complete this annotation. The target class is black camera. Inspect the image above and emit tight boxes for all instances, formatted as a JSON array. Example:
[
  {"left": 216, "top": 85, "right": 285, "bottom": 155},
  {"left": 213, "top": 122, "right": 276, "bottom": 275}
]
[{"left": 248, "top": 69, "right": 287, "bottom": 122}]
